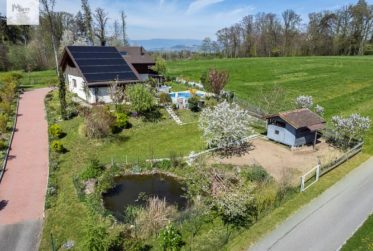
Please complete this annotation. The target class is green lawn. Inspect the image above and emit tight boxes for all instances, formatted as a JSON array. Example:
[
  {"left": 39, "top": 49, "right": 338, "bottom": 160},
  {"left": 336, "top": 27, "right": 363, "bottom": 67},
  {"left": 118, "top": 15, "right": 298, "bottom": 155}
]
[
  {"left": 0, "top": 70, "right": 57, "bottom": 89},
  {"left": 169, "top": 56, "right": 373, "bottom": 153},
  {"left": 342, "top": 214, "right": 373, "bottom": 251},
  {"left": 40, "top": 92, "right": 204, "bottom": 250}
]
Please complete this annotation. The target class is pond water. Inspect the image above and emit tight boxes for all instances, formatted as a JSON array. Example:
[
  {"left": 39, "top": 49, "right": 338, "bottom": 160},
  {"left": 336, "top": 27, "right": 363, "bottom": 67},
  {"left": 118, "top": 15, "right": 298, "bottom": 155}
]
[{"left": 102, "top": 174, "right": 187, "bottom": 218}]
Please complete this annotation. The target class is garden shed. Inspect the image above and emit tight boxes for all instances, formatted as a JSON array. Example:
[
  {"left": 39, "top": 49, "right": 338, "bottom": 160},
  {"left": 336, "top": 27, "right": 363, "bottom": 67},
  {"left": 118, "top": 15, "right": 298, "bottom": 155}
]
[{"left": 266, "top": 108, "right": 325, "bottom": 148}]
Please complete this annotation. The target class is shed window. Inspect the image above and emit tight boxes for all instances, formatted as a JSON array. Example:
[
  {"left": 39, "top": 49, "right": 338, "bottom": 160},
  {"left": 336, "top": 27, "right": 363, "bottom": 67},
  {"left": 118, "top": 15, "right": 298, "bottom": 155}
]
[
  {"left": 72, "top": 79, "right": 77, "bottom": 88},
  {"left": 275, "top": 130, "right": 280, "bottom": 135}
]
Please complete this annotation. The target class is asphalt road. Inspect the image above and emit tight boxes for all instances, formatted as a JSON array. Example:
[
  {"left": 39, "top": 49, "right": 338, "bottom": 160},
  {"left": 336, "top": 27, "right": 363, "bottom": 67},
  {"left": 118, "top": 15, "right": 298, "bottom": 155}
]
[
  {"left": 250, "top": 157, "right": 373, "bottom": 251},
  {"left": 0, "top": 220, "right": 42, "bottom": 251}
]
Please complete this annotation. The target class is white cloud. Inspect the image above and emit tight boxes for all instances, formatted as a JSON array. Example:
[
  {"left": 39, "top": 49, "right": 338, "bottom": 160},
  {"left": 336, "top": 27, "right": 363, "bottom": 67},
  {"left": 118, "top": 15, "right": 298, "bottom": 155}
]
[{"left": 186, "top": 0, "right": 224, "bottom": 15}]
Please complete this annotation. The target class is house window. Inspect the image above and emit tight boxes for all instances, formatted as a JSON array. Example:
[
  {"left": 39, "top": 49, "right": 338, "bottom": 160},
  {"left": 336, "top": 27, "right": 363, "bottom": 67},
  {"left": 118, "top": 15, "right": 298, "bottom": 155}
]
[
  {"left": 72, "top": 79, "right": 77, "bottom": 88},
  {"left": 275, "top": 130, "right": 280, "bottom": 135}
]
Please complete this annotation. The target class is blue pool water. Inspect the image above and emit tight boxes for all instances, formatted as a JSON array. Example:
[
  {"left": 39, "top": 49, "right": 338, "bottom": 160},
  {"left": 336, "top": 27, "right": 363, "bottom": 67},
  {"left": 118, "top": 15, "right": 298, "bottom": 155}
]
[{"left": 170, "top": 92, "right": 204, "bottom": 99}]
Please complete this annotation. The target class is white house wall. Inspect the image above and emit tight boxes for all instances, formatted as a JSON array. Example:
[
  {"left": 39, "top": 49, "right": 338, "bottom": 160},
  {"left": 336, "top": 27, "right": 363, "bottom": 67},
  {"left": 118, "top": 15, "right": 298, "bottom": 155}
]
[
  {"left": 67, "top": 74, "right": 113, "bottom": 104},
  {"left": 67, "top": 75, "right": 88, "bottom": 101}
]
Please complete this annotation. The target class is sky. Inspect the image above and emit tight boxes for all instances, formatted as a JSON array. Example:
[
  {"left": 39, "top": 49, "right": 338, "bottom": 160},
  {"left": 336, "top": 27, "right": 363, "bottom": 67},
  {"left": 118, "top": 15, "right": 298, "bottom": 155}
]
[{"left": 1, "top": 0, "right": 373, "bottom": 40}]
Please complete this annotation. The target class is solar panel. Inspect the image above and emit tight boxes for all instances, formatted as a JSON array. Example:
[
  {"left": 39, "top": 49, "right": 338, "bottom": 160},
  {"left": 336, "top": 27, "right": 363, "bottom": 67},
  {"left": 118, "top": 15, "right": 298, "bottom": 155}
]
[{"left": 67, "top": 46, "right": 139, "bottom": 83}]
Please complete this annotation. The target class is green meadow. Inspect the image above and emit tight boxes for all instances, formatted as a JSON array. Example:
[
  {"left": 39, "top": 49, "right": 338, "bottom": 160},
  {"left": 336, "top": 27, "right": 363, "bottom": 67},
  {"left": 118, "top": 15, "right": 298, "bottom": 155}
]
[{"left": 169, "top": 56, "right": 373, "bottom": 152}]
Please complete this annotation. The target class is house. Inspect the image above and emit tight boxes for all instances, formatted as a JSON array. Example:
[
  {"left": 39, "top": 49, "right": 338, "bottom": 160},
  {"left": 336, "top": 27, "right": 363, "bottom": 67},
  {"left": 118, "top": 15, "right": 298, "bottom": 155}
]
[
  {"left": 60, "top": 46, "right": 140, "bottom": 104},
  {"left": 116, "top": 46, "right": 156, "bottom": 81},
  {"left": 266, "top": 109, "right": 326, "bottom": 148}
]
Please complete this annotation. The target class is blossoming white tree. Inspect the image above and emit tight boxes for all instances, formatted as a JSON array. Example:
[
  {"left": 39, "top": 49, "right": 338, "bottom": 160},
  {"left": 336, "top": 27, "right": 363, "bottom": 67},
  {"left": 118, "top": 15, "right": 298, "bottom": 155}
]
[
  {"left": 199, "top": 101, "right": 253, "bottom": 153},
  {"left": 315, "top": 104, "right": 325, "bottom": 117},
  {"left": 295, "top": 95, "right": 313, "bottom": 109},
  {"left": 331, "top": 113, "right": 371, "bottom": 147}
]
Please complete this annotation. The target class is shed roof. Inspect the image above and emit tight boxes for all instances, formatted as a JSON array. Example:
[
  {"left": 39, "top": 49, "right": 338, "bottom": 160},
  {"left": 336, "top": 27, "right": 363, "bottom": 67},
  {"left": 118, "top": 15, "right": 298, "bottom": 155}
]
[
  {"left": 60, "top": 46, "right": 140, "bottom": 86},
  {"left": 267, "top": 108, "right": 326, "bottom": 131},
  {"left": 116, "top": 46, "right": 155, "bottom": 65}
]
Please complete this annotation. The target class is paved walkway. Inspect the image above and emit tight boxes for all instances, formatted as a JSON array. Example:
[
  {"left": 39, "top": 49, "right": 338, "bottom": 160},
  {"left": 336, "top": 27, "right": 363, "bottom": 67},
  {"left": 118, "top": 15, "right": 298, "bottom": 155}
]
[
  {"left": 0, "top": 88, "right": 51, "bottom": 251},
  {"left": 250, "top": 157, "right": 373, "bottom": 251}
]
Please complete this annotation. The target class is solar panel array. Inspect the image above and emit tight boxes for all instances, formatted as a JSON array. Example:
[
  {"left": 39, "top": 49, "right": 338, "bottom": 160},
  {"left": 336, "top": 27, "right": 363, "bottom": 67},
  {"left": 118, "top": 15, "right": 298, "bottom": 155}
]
[{"left": 67, "top": 46, "right": 138, "bottom": 83}]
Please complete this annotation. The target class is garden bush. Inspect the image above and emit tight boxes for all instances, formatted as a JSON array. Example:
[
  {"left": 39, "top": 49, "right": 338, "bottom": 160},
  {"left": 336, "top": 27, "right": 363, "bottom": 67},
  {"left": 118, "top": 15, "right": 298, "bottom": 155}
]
[
  {"left": 188, "top": 95, "right": 200, "bottom": 112},
  {"left": 205, "top": 97, "right": 218, "bottom": 108},
  {"left": 242, "top": 165, "right": 270, "bottom": 183},
  {"left": 127, "top": 84, "right": 155, "bottom": 114},
  {"left": 0, "top": 139, "right": 7, "bottom": 150},
  {"left": 159, "top": 93, "right": 172, "bottom": 105},
  {"left": 49, "top": 124, "right": 64, "bottom": 138},
  {"left": 115, "top": 112, "right": 128, "bottom": 128},
  {"left": 159, "top": 224, "right": 185, "bottom": 251},
  {"left": 0, "top": 113, "right": 8, "bottom": 133},
  {"left": 0, "top": 102, "right": 12, "bottom": 116},
  {"left": 84, "top": 106, "right": 115, "bottom": 138},
  {"left": 80, "top": 159, "right": 105, "bottom": 180},
  {"left": 50, "top": 140, "right": 64, "bottom": 153},
  {"left": 135, "top": 197, "right": 177, "bottom": 239}
]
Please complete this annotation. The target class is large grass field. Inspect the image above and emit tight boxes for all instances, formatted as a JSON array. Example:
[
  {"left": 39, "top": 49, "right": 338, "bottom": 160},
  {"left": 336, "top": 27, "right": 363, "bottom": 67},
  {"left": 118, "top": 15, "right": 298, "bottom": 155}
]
[{"left": 168, "top": 56, "right": 373, "bottom": 152}]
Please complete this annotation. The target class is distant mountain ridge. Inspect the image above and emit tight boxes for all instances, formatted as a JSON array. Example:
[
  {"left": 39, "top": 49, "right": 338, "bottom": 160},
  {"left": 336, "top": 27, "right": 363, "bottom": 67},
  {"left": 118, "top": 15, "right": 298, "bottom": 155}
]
[{"left": 129, "top": 39, "right": 202, "bottom": 52}]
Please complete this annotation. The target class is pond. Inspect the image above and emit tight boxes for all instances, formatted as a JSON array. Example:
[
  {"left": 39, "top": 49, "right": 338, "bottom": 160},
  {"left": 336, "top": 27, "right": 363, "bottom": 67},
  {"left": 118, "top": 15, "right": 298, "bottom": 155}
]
[{"left": 102, "top": 174, "right": 187, "bottom": 219}]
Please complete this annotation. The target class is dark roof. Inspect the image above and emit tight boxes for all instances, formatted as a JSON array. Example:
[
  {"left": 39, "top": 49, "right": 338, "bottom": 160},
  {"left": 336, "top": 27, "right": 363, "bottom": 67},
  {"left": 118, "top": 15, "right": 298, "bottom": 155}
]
[
  {"left": 116, "top": 46, "right": 155, "bottom": 65},
  {"left": 60, "top": 46, "right": 140, "bottom": 86},
  {"left": 267, "top": 109, "right": 326, "bottom": 131}
]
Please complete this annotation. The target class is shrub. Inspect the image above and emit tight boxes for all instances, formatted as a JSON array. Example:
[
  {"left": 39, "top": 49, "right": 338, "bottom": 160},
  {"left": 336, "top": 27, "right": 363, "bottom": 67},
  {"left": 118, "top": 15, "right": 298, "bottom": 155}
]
[
  {"left": 159, "top": 224, "right": 185, "bottom": 251},
  {"left": 0, "top": 140, "right": 7, "bottom": 150},
  {"left": 205, "top": 97, "right": 218, "bottom": 108},
  {"left": 50, "top": 141, "right": 64, "bottom": 153},
  {"left": 242, "top": 165, "right": 270, "bottom": 183},
  {"left": 135, "top": 197, "right": 177, "bottom": 239},
  {"left": 127, "top": 84, "right": 155, "bottom": 114},
  {"left": 84, "top": 106, "right": 115, "bottom": 138},
  {"left": 49, "top": 124, "right": 64, "bottom": 138},
  {"left": 80, "top": 159, "right": 105, "bottom": 180},
  {"left": 0, "top": 102, "right": 12, "bottom": 116},
  {"left": 123, "top": 205, "right": 141, "bottom": 225},
  {"left": 0, "top": 113, "right": 8, "bottom": 133},
  {"left": 115, "top": 112, "right": 128, "bottom": 128},
  {"left": 159, "top": 93, "right": 172, "bottom": 105},
  {"left": 188, "top": 95, "right": 200, "bottom": 112}
]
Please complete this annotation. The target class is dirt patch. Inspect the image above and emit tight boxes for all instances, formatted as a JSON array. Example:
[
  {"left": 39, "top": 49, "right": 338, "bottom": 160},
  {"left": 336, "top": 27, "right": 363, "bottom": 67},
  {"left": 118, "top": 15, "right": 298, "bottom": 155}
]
[{"left": 209, "top": 138, "right": 343, "bottom": 182}]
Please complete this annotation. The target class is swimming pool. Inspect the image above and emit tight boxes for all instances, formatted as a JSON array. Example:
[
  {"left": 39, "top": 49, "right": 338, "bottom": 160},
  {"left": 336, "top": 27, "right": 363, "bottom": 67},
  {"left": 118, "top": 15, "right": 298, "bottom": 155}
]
[
  {"left": 169, "top": 91, "right": 205, "bottom": 99},
  {"left": 169, "top": 90, "right": 207, "bottom": 109}
]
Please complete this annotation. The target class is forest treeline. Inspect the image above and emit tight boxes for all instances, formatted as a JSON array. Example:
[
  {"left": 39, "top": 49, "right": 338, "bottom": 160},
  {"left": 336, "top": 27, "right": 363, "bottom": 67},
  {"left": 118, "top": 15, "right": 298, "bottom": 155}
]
[
  {"left": 1, "top": 0, "right": 373, "bottom": 71},
  {"left": 157, "top": 0, "right": 373, "bottom": 60},
  {"left": 0, "top": 0, "right": 129, "bottom": 72}
]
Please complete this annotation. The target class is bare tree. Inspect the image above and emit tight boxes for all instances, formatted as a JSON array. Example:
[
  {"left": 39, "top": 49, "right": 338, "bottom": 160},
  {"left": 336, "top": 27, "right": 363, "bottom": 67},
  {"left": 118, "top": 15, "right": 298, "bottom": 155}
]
[
  {"left": 94, "top": 8, "right": 109, "bottom": 46},
  {"left": 81, "top": 0, "right": 94, "bottom": 45},
  {"left": 120, "top": 11, "right": 129, "bottom": 46},
  {"left": 40, "top": 0, "right": 59, "bottom": 75},
  {"left": 282, "top": 10, "right": 301, "bottom": 56}
]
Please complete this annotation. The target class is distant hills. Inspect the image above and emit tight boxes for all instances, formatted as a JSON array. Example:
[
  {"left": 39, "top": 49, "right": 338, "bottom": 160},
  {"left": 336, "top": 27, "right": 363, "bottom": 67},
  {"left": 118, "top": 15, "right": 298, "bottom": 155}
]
[{"left": 129, "top": 39, "right": 202, "bottom": 52}]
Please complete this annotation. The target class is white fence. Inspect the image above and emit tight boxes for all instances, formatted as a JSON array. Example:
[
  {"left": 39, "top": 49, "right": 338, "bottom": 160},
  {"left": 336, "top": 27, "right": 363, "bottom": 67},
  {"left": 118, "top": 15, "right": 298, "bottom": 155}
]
[
  {"left": 300, "top": 141, "right": 363, "bottom": 192},
  {"left": 300, "top": 165, "right": 320, "bottom": 192}
]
